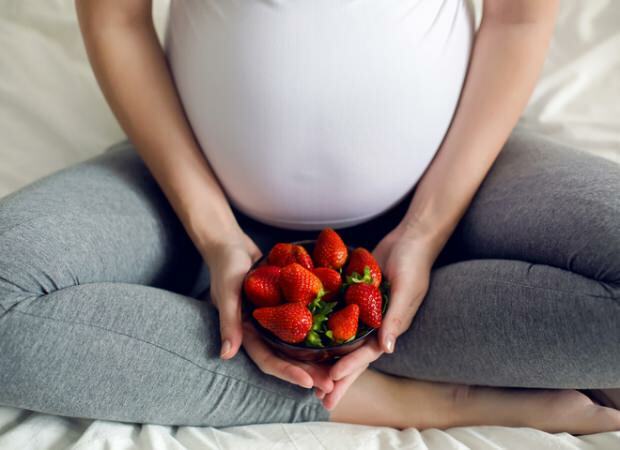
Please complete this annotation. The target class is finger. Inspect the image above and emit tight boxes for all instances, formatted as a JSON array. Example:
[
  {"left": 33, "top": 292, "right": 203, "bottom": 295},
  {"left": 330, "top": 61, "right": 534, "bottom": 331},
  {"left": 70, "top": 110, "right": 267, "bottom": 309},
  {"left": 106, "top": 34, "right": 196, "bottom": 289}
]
[
  {"left": 378, "top": 270, "right": 423, "bottom": 354},
  {"left": 315, "top": 388, "right": 325, "bottom": 399},
  {"left": 329, "top": 337, "right": 383, "bottom": 381},
  {"left": 322, "top": 365, "right": 367, "bottom": 411},
  {"left": 296, "top": 362, "right": 334, "bottom": 394},
  {"left": 242, "top": 322, "right": 314, "bottom": 388},
  {"left": 215, "top": 283, "right": 244, "bottom": 360},
  {"left": 244, "top": 338, "right": 313, "bottom": 388}
]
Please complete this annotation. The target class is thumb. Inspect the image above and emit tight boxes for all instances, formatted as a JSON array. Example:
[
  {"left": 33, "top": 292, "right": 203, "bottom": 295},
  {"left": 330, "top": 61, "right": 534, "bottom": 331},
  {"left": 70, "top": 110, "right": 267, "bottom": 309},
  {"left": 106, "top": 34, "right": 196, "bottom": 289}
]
[
  {"left": 378, "top": 270, "right": 419, "bottom": 354},
  {"left": 217, "top": 287, "right": 244, "bottom": 360}
]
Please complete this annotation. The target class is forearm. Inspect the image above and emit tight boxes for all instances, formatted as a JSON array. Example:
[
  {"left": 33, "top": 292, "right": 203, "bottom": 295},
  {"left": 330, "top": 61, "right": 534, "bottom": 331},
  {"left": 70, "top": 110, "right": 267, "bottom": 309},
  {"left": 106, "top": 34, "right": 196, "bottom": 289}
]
[
  {"left": 75, "top": 1, "right": 242, "bottom": 254},
  {"left": 397, "top": 1, "right": 558, "bottom": 261}
]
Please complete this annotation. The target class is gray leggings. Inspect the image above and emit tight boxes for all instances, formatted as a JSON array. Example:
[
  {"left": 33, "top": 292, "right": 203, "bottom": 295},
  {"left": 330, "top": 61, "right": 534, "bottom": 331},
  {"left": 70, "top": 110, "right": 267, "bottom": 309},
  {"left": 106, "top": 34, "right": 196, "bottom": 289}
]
[{"left": 0, "top": 128, "right": 619, "bottom": 427}]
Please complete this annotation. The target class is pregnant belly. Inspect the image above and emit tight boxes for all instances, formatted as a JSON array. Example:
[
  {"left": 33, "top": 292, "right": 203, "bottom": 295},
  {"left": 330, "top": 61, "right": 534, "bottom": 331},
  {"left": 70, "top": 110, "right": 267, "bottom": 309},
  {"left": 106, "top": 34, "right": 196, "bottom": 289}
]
[{"left": 165, "top": 0, "right": 474, "bottom": 230}]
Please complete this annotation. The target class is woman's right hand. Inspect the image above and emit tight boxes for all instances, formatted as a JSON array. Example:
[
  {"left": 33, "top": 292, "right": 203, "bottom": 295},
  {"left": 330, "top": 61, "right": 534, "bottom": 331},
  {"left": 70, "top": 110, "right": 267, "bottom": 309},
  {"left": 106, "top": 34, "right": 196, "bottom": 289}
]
[
  {"left": 202, "top": 230, "right": 262, "bottom": 360},
  {"left": 202, "top": 231, "right": 334, "bottom": 393}
]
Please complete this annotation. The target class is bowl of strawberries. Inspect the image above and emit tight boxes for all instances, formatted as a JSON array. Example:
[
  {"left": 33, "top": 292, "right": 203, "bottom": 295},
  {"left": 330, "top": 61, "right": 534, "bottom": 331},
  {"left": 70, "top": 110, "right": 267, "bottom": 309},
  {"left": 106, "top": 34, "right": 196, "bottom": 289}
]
[{"left": 242, "top": 227, "right": 390, "bottom": 362}]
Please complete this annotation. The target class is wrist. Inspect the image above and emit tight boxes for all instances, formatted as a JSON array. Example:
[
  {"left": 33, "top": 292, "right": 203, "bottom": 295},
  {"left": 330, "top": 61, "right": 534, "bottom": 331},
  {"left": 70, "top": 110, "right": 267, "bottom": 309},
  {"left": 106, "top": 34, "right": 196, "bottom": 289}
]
[
  {"left": 184, "top": 203, "right": 245, "bottom": 257},
  {"left": 394, "top": 213, "right": 451, "bottom": 262}
]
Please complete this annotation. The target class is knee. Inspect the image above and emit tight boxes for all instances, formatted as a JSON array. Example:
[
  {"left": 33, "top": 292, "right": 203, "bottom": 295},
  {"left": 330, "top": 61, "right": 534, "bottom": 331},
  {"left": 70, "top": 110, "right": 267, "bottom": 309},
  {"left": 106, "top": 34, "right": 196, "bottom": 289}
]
[
  {"left": 502, "top": 132, "right": 620, "bottom": 284},
  {"left": 0, "top": 209, "right": 73, "bottom": 312},
  {"left": 559, "top": 182, "right": 620, "bottom": 284},
  {"left": 561, "top": 173, "right": 620, "bottom": 285}
]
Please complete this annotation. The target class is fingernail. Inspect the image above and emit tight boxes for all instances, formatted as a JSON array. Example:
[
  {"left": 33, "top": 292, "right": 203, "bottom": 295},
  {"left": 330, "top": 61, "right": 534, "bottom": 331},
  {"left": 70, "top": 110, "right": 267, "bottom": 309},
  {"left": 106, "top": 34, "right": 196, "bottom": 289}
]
[
  {"left": 220, "top": 339, "right": 232, "bottom": 358},
  {"left": 385, "top": 334, "right": 395, "bottom": 353},
  {"left": 299, "top": 380, "right": 313, "bottom": 389}
]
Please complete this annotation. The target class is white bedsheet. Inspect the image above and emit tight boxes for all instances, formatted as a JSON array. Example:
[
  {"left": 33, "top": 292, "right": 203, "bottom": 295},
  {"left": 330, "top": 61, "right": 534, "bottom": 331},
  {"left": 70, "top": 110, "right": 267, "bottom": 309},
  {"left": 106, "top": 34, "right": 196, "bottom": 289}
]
[{"left": 0, "top": 0, "right": 619, "bottom": 448}]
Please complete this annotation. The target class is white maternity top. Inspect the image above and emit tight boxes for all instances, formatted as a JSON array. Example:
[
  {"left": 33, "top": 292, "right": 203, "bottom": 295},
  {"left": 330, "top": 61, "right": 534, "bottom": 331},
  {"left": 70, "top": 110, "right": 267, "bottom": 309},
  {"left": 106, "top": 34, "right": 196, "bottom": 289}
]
[{"left": 164, "top": 0, "right": 474, "bottom": 230}]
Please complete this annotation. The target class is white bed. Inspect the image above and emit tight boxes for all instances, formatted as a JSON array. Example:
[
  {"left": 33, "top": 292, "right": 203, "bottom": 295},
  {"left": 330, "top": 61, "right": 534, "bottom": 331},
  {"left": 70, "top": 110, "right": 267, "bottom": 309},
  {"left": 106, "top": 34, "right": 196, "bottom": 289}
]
[{"left": 0, "top": 1, "right": 619, "bottom": 448}]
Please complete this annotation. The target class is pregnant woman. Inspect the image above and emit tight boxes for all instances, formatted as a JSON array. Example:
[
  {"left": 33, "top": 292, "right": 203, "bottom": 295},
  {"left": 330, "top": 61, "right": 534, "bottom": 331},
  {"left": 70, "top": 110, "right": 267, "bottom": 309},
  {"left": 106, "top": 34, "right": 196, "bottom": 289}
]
[{"left": 1, "top": 0, "right": 619, "bottom": 433}]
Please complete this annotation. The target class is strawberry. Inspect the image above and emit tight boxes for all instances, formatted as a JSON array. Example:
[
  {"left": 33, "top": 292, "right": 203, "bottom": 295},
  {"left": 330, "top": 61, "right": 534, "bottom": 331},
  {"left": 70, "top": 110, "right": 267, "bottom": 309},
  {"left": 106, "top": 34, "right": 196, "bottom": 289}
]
[
  {"left": 243, "top": 265, "right": 283, "bottom": 307},
  {"left": 266, "top": 243, "right": 293, "bottom": 266},
  {"left": 252, "top": 303, "right": 313, "bottom": 344},
  {"left": 327, "top": 304, "right": 359, "bottom": 343},
  {"left": 311, "top": 267, "right": 342, "bottom": 301},
  {"left": 312, "top": 228, "right": 348, "bottom": 270},
  {"left": 344, "top": 247, "right": 382, "bottom": 288},
  {"left": 294, "top": 246, "right": 315, "bottom": 270},
  {"left": 344, "top": 283, "right": 382, "bottom": 328},
  {"left": 279, "top": 262, "right": 325, "bottom": 304},
  {"left": 267, "top": 243, "right": 314, "bottom": 270}
]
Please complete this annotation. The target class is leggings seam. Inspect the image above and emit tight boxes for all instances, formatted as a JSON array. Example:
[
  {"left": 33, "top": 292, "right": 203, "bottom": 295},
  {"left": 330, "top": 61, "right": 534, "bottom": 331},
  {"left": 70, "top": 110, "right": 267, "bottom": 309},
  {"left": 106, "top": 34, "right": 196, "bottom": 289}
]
[
  {"left": 0, "top": 211, "right": 162, "bottom": 243},
  {"left": 0, "top": 212, "right": 170, "bottom": 297},
  {"left": 6, "top": 308, "right": 309, "bottom": 402},
  {"left": 0, "top": 214, "right": 64, "bottom": 242},
  {"left": 445, "top": 272, "right": 620, "bottom": 302}
]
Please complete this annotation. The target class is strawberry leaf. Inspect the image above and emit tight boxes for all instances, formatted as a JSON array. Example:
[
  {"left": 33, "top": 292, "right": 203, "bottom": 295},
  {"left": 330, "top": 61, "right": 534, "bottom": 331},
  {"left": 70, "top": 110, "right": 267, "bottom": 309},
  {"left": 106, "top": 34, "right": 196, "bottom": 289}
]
[
  {"left": 311, "top": 300, "right": 337, "bottom": 331},
  {"left": 304, "top": 298, "right": 339, "bottom": 347},
  {"left": 309, "top": 296, "right": 322, "bottom": 314},
  {"left": 308, "top": 288, "right": 327, "bottom": 313},
  {"left": 305, "top": 330, "right": 324, "bottom": 348},
  {"left": 344, "top": 266, "right": 373, "bottom": 286}
]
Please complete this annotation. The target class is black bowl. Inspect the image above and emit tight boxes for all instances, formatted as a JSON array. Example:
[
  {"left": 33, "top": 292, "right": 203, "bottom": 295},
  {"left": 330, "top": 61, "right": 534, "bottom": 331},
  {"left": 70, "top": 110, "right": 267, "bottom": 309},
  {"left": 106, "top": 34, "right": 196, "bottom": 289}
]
[{"left": 242, "top": 239, "right": 390, "bottom": 362}]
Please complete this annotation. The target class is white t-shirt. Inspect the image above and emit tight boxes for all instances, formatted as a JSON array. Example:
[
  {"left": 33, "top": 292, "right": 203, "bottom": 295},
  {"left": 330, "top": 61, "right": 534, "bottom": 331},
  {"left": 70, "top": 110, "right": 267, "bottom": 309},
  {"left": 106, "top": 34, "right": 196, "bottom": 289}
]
[{"left": 164, "top": 0, "right": 474, "bottom": 230}]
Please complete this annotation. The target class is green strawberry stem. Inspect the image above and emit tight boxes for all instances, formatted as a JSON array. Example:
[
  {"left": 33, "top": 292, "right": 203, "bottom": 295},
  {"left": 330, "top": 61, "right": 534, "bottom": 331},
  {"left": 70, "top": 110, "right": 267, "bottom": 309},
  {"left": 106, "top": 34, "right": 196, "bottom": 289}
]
[
  {"left": 311, "top": 301, "right": 337, "bottom": 331},
  {"left": 305, "top": 330, "right": 323, "bottom": 348},
  {"left": 344, "top": 266, "right": 373, "bottom": 286},
  {"left": 304, "top": 297, "right": 337, "bottom": 347},
  {"left": 308, "top": 288, "right": 327, "bottom": 314}
]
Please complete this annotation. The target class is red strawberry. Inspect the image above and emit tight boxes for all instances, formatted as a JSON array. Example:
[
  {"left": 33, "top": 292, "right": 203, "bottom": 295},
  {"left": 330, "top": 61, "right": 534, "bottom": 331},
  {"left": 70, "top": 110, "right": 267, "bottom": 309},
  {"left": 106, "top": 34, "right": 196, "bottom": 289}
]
[
  {"left": 252, "top": 303, "right": 313, "bottom": 344},
  {"left": 344, "top": 247, "right": 382, "bottom": 288},
  {"left": 311, "top": 267, "right": 342, "bottom": 301},
  {"left": 267, "top": 243, "right": 293, "bottom": 266},
  {"left": 327, "top": 304, "right": 359, "bottom": 343},
  {"left": 267, "top": 243, "right": 314, "bottom": 270},
  {"left": 313, "top": 228, "right": 348, "bottom": 270},
  {"left": 344, "top": 283, "right": 382, "bottom": 328},
  {"left": 279, "top": 262, "right": 325, "bottom": 304},
  {"left": 293, "top": 245, "right": 314, "bottom": 270},
  {"left": 243, "top": 265, "right": 283, "bottom": 307}
]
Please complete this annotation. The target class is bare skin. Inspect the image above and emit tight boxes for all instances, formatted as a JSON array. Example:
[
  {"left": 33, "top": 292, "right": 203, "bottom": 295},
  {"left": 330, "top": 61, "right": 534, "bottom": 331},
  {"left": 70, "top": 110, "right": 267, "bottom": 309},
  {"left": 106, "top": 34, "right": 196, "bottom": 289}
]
[
  {"left": 586, "top": 389, "right": 620, "bottom": 410},
  {"left": 330, "top": 370, "right": 620, "bottom": 435},
  {"left": 75, "top": 0, "right": 620, "bottom": 433}
]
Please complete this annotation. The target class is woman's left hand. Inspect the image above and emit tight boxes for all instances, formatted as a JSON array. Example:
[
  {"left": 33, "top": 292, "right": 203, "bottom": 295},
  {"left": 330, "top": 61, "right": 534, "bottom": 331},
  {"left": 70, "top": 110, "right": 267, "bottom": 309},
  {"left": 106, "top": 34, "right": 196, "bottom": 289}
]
[{"left": 319, "top": 224, "right": 436, "bottom": 410}]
